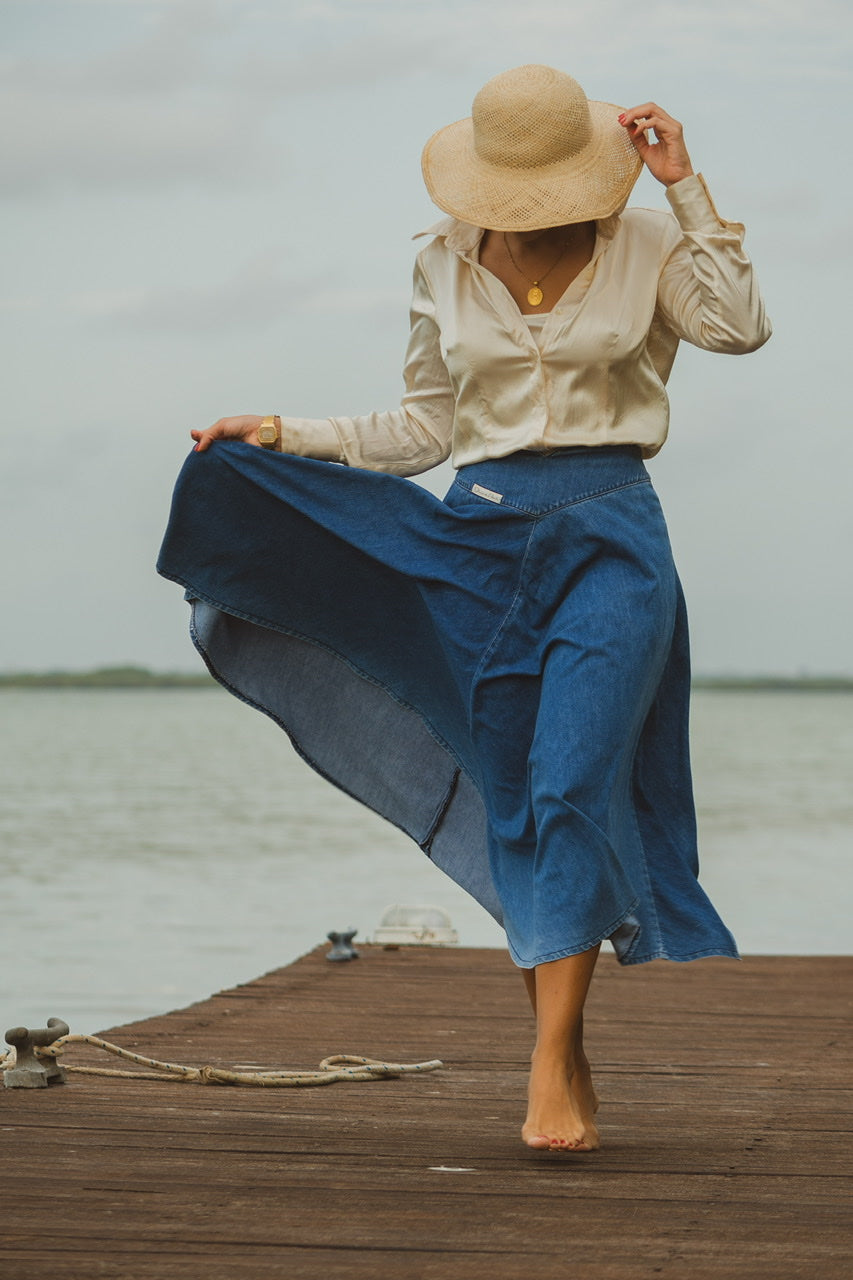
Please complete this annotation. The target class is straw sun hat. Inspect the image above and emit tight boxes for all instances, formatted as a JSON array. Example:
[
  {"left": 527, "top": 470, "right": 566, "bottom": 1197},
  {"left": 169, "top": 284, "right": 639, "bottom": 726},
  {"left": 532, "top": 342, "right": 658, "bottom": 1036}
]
[{"left": 421, "top": 64, "right": 643, "bottom": 232}]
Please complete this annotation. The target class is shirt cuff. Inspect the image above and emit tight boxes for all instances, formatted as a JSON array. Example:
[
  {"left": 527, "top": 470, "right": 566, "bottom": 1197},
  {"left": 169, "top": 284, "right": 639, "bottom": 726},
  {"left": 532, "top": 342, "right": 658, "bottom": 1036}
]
[
  {"left": 665, "top": 173, "right": 744, "bottom": 236},
  {"left": 280, "top": 416, "right": 345, "bottom": 462}
]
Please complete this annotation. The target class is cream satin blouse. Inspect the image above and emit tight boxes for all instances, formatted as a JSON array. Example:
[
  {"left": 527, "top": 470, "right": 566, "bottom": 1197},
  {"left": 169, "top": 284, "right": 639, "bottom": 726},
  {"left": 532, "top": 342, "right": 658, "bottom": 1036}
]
[{"left": 281, "top": 174, "right": 771, "bottom": 473}]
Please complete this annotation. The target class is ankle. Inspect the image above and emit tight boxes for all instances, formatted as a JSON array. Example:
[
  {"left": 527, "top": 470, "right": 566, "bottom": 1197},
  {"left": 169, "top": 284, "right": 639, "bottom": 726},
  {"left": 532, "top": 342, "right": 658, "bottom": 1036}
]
[{"left": 531, "top": 1042, "right": 576, "bottom": 1076}]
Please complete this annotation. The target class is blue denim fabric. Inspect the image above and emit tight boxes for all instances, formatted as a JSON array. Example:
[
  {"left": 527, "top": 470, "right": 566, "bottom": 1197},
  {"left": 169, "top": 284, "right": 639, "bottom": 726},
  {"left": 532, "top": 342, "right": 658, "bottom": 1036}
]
[{"left": 158, "top": 442, "right": 738, "bottom": 967}]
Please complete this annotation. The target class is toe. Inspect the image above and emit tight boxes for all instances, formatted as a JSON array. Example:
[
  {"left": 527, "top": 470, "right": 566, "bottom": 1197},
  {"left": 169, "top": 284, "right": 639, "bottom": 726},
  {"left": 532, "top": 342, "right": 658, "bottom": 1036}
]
[{"left": 524, "top": 1132, "right": 552, "bottom": 1150}]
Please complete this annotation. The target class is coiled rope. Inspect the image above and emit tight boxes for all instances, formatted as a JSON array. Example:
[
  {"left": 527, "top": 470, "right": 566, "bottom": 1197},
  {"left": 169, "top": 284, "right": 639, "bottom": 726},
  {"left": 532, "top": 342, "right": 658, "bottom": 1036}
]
[{"left": 0, "top": 1034, "right": 443, "bottom": 1087}]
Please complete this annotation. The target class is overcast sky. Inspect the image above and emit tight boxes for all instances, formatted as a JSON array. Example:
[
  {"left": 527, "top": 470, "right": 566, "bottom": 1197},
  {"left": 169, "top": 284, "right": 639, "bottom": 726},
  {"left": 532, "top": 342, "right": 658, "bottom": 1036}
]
[{"left": 2, "top": 0, "right": 851, "bottom": 675}]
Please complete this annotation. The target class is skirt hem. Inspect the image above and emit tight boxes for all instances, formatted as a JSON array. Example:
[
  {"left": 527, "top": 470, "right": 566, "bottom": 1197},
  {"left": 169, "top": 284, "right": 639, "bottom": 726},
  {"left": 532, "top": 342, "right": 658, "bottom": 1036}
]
[{"left": 507, "top": 896, "right": 642, "bottom": 969}]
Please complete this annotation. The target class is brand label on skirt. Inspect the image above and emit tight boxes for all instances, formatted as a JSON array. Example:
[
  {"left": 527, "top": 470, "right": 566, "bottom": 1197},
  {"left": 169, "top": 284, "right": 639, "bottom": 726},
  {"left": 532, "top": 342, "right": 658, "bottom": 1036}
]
[{"left": 471, "top": 484, "right": 503, "bottom": 504}]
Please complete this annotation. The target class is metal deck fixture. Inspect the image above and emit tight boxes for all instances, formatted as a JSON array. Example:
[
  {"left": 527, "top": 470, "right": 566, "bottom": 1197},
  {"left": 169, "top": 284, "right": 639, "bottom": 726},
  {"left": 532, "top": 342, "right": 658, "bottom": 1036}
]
[
  {"left": 326, "top": 929, "right": 359, "bottom": 962},
  {"left": 4, "top": 1019, "right": 69, "bottom": 1088}
]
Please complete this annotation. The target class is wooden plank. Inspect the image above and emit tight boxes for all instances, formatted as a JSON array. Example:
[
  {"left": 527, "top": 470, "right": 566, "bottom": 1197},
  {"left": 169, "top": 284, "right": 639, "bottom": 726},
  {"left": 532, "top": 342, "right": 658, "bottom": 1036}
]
[{"left": 1, "top": 948, "right": 851, "bottom": 1279}]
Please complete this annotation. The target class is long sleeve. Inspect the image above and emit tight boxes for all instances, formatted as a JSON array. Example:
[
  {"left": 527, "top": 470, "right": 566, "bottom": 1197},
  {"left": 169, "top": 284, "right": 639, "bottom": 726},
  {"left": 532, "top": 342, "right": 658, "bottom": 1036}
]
[
  {"left": 281, "top": 260, "right": 455, "bottom": 476},
  {"left": 656, "top": 174, "right": 771, "bottom": 354}
]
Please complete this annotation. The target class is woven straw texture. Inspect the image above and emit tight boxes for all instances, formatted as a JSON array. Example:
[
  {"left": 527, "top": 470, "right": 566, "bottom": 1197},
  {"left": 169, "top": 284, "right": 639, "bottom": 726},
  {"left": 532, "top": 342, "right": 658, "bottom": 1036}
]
[{"left": 422, "top": 65, "right": 643, "bottom": 231}]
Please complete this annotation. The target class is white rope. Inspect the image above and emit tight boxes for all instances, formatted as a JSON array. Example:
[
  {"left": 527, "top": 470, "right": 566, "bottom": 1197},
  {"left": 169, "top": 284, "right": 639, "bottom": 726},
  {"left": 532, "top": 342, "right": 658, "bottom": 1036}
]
[{"left": 0, "top": 1035, "right": 442, "bottom": 1087}]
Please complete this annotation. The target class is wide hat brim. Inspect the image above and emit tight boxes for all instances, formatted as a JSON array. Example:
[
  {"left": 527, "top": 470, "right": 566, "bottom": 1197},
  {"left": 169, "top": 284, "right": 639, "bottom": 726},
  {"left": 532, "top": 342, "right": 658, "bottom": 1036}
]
[{"left": 422, "top": 97, "right": 643, "bottom": 232}]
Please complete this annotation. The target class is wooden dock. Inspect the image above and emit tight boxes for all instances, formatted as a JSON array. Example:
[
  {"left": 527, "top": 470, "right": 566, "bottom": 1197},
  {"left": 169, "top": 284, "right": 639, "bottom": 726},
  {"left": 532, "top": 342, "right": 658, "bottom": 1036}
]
[{"left": 2, "top": 947, "right": 851, "bottom": 1279}]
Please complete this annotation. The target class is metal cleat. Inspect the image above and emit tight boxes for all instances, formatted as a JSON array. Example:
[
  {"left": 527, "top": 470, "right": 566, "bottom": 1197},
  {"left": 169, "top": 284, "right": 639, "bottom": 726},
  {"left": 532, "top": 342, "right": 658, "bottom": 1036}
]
[
  {"left": 4, "top": 1019, "right": 70, "bottom": 1088},
  {"left": 326, "top": 929, "right": 359, "bottom": 962}
]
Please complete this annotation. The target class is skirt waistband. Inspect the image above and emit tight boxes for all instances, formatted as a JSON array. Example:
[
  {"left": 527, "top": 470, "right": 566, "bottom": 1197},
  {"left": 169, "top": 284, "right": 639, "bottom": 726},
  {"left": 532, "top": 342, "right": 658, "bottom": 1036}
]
[{"left": 452, "top": 446, "right": 649, "bottom": 518}]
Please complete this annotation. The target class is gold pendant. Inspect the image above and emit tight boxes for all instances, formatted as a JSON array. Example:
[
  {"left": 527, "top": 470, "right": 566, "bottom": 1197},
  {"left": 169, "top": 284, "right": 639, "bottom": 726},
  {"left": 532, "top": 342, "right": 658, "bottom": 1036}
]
[{"left": 527, "top": 284, "right": 544, "bottom": 307}]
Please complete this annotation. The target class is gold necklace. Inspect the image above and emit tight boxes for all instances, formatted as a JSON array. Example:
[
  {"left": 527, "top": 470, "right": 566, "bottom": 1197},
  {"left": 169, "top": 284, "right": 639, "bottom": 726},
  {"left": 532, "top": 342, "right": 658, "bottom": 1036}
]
[{"left": 504, "top": 233, "right": 570, "bottom": 307}]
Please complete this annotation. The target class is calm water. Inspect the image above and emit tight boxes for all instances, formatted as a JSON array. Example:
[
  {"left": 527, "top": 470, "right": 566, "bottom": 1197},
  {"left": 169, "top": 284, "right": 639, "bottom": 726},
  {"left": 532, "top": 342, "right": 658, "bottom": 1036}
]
[{"left": 1, "top": 688, "right": 851, "bottom": 1034}]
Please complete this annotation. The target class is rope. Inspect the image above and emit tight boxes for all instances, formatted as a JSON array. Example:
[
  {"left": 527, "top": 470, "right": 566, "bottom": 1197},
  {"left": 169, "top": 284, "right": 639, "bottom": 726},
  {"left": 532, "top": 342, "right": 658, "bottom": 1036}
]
[{"left": 0, "top": 1035, "right": 443, "bottom": 1087}]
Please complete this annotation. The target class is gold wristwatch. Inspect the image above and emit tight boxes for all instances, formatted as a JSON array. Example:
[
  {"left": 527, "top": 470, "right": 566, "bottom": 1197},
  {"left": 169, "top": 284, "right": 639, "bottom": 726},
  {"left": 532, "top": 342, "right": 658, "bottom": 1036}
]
[{"left": 258, "top": 415, "right": 281, "bottom": 450}]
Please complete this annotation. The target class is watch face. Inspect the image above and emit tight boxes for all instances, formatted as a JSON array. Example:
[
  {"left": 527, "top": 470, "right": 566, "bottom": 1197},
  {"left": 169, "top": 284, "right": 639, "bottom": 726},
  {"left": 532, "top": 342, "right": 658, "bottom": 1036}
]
[{"left": 258, "top": 423, "right": 277, "bottom": 446}]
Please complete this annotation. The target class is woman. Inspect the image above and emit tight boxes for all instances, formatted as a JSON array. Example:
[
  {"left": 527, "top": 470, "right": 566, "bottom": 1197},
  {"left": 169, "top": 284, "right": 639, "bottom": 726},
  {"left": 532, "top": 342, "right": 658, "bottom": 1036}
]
[{"left": 158, "top": 65, "right": 770, "bottom": 1153}]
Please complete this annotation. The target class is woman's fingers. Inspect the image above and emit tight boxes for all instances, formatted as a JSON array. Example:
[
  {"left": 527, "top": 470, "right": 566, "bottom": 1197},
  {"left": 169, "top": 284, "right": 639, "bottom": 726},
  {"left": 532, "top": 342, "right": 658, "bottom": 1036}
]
[
  {"left": 620, "top": 103, "right": 679, "bottom": 137},
  {"left": 617, "top": 103, "right": 693, "bottom": 185},
  {"left": 190, "top": 415, "right": 264, "bottom": 452},
  {"left": 191, "top": 425, "right": 221, "bottom": 453}
]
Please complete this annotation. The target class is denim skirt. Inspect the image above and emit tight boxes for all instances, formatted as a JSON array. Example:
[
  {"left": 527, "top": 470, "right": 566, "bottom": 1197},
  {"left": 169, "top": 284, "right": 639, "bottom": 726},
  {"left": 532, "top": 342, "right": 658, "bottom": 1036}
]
[{"left": 157, "top": 442, "right": 738, "bottom": 968}]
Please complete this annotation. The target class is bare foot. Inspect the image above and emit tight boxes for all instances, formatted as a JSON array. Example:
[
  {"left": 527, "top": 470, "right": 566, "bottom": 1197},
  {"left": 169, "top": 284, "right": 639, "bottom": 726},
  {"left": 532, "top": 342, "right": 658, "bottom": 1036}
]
[{"left": 522, "top": 1049, "right": 600, "bottom": 1152}]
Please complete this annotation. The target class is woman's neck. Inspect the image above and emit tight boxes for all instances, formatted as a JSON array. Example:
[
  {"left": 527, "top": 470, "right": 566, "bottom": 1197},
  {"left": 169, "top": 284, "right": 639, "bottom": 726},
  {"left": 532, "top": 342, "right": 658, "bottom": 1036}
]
[{"left": 503, "top": 222, "right": 595, "bottom": 258}]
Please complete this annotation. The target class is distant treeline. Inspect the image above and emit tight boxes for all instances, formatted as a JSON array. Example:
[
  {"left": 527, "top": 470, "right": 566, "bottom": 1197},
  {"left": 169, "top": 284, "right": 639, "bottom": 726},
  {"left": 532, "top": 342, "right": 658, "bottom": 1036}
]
[
  {"left": 0, "top": 666, "right": 851, "bottom": 691},
  {"left": 691, "top": 676, "right": 853, "bottom": 692},
  {"left": 0, "top": 666, "right": 215, "bottom": 688}
]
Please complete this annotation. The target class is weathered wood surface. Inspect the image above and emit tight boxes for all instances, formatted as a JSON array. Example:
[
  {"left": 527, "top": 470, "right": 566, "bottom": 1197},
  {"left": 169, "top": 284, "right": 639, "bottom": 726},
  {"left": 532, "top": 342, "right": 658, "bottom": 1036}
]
[{"left": 1, "top": 948, "right": 851, "bottom": 1279}]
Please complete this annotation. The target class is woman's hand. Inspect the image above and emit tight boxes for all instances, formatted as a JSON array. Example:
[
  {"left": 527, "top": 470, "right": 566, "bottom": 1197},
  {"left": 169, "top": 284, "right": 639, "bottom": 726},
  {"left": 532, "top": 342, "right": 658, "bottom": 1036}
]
[
  {"left": 618, "top": 104, "right": 694, "bottom": 187},
  {"left": 191, "top": 415, "right": 265, "bottom": 453}
]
